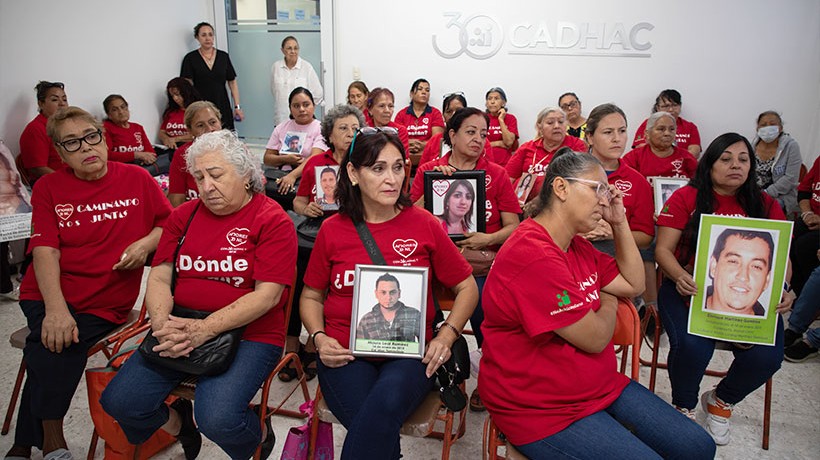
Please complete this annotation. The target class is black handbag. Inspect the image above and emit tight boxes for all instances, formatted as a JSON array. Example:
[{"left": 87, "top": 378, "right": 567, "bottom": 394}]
[
  {"left": 138, "top": 202, "right": 245, "bottom": 376},
  {"left": 138, "top": 152, "right": 171, "bottom": 177},
  {"left": 287, "top": 210, "right": 324, "bottom": 249},
  {"left": 264, "top": 168, "right": 299, "bottom": 211}
]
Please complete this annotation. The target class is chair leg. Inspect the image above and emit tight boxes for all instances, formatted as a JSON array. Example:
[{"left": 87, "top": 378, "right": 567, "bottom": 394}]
[
  {"left": 763, "top": 378, "right": 772, "bottom": 450},
  {"left": 2, "top": 359, "right": 26, "bottom": 435}
]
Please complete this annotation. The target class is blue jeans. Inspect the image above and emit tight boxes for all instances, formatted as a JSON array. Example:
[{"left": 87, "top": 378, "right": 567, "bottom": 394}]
[
  {"left": 515, "top": 381, "right": 715, "bottom": 460},
  {"left": 658, "top": 279, "right": 783, "bottom": 409},
  {"left": 101, "top": 340, "right": 281, "bottom": 459},
  {"left": 470, "top": 275, "right": 486, "bottom": 348},
  {"left": 318, "top": 358, "right": 434, "bottom": 460},
  {"left": 788, "top": 265, "right": 820, "bottom": 348}
]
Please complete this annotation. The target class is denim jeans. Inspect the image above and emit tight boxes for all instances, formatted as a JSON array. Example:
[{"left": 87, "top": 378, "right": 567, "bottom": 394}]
[
  {"left": 101, "top": 340, "right": 282, "bottom": 459},
  {"left": 515, "top": 381, "right": 715, "bottom": 460},
  {"left": 788, "top": 265, "right": 820, "bottom": 348},
  {"left": 658, "top": 279, "right": 783, "bottom": 409},
  {"left": 318, "top": 358, "right": 434, "bottom": 460},
  {"left": 470, "top": 275, "right": 486, "bottom": 348}
]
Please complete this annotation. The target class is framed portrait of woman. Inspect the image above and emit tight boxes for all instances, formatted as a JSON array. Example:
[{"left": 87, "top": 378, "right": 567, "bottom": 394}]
[{"left": 422, "top": 170, "right": 486, "bottom": 241}]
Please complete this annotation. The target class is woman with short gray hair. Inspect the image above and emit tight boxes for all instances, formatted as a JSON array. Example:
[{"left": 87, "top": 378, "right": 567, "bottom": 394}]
[{"left": 622, "top": 110, "right": 697, "bottom": 179}]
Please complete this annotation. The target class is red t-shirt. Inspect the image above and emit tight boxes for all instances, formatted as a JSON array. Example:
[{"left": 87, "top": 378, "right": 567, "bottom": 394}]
[
  {"left": 632, "top": 116, "right": 701, "bottom": 152},
  {"left": 487, "top": 112, "right": 519, "bottom": 166},
  {"left": 303, "top": 206, "right": 473, "bottom": 347},
  {"left": 418, "top": 132, "right": 492, "bottom": 166},
  {"left": 168, "top": 142, "right": 198, "bottom": 200},
  {"left": 387, "top": 121, "right": 410, "bottom": 154},
  {"left": 478, "top": 218, "right": 625, "bottom": 445},
  {"left": 506, "top": 136, "right": 587, "bottom": 202},
  {"left": 394, "top": 105, "right": 445, "bottom": 141},
  {"left": 296, "top": 149, "right": 339, "bottom": 205},
  {"left": 621, "top": 144, "right": 697, "bottom": 179},
  {"left": 607, "top": 162, "right": 655, "bottom": 236},
  {"left": 161, "top": 109, "right": 188, "bottom": 138},
  {"left": 798, "top": 156, "right": 820, "bottom": 214},
  {"left": 410, "top": 153, "right": 522, "bottom": 238},
  {"left": 19, "top": 113, "right": 62, "bottom": 176},
  {"left": 20, "top": 162, "right": 171, "bottom": 323},
  {"left": 154, "top": 194, "right": 296, "bottom": 346},
  {"left": 657, "top": 185, "right": 786, "bottom": 265},
  {"left": 103, "top": 120, "right": 155, "bottom": 163}
]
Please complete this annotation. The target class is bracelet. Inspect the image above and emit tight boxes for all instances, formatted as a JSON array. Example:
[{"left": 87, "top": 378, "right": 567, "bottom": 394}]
[
  {"left": 309, "top": 330, "right": 327, "bottom": 347},
  {"left": 784, "top": 281, "right": 791, "bottom": 292},
  {"left": 437, "top": 321, "right": 461, "bottom": 338},
  {"left": 234, "top": 105, "right": 241, "bottom": 110}
]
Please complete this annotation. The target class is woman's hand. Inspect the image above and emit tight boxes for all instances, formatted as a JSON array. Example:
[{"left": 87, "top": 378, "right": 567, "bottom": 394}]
[
  {"left": 601, "top": 185, "right": 626, "bottom": 226},
  {"left": 41, "top": 306, "right": 79, "bottom": 353},
  {"left": 280, "top": 154, "right": 303, "bottom": 166},
  {"left": 422, "top": 336, "right": 452, "bottom": 378},
  {"left": 135, "top": 151, "right": 158, "bottom": 165},
  {"left": 315, "top": 334, "right": 354, "bottom": 368},
  {"left": 675, "top": 273, "right": 698, "bottom": 297},
  {"left": 162, "top": 138, "right": 177, "bottom": 149},
  {"left": 302, "top": 201, "right": 324, "bottom": 218},
  {"left": 775, "top": 289, "right": 796, "bottom": 314},
  {"left": 234, "top": 107, "right": 244, "bottom": 122},
  {"left": 581, "top": 219, "right": 613, "bottom": 241},
  {"left": 150, "top": 319, "right": 193, "bottom": 358},
  {"left": 803, "top": 212, "right": 820, "bottom": 230},
  {"left": 432, "top": 164, "right": 457, "bottom": 176},
  {"left": 457, "top": 232, "right": 493, "bottom": 250},
  {"left": 408, "top": 139, "right": 424, "bottom": 154},
  {"left": 276, "top": 172, "right": 299, "bottom": 194},
  {"left": 497, "top": 108, "right": 507, "bottom": 122},
  {"left": 113, "top": 239, "right": 152, "bottom": 270}
]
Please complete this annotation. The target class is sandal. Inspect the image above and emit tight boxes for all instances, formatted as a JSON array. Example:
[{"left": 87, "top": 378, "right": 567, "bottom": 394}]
[
  {"left": 277, "top": 357, "right": 299, "bottom": 382},
  {"left": 252, "top": 404, "right": 276, "bottom": 460},
  {"left": 469, "top": 388, "right": 486, "bottom": 412},
  {"left": 300, "top": 346, "right": 318, "bottom": 381}
]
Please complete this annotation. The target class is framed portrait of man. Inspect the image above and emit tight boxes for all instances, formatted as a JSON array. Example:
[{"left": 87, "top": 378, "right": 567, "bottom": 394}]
[
  {"left": 314, "top": 165, "right": 339, "bottom": 211},
  {"left": 350, "top": 265, "right": 428, "bottom": 359},
  {"left": 281, "top": 131, "right": 306, "bottom": 154},
  {"left": 422, "top": 170, "right": 486, "bottom": 241},
  {"left": 649, "top": 176, "right": 689, "bottom": 215},
  {"left": 689, "top": 215, "right": 793, "bottom": 345}
]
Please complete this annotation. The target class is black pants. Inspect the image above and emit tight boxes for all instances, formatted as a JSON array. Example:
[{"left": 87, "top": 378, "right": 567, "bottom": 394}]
[
  {"left": 789, "top": 220, "right": 819, "bottom": 296},
  {"left": 287, "top": 245, "right": 313, "bottom": 338},
  {"left": 1, "top": 242, "right": 12, "bottom": 293},
  {"left": 15, "top": 300, "right": 118, "bottom": 448}
]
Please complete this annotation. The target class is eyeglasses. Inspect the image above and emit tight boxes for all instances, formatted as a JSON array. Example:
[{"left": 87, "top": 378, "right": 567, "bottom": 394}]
[
  {"left": 348, "top": 126, "right": 399, "bottom": 157},
  {"left": 560, "top": 100, "right": 579, "bottom": 111},
  {"left": 56, "top": 130, "right": 103, "bottom": 153},
  {"left": 443, "top": 91, "right": 464, "bottom": 100},
  {"left": 565, "top": 177, "right": 612, "bottom": 201}
]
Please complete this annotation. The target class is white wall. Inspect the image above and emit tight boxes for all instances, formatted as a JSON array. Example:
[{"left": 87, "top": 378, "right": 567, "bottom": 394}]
[
  {"left": 0, "top": 0, "right": 215, "bottom": 155},
  {"left": 326, "top": 0, "right": 820, "bottom": 162}
]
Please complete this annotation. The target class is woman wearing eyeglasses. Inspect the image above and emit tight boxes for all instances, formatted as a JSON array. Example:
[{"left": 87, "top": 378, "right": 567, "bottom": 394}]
[
  {"left": 478, "top": 150, "right": 715, "bottom": 460},
  {"left": 6, "top": 107, "right": 171, "bottom": 460},
  {"left": 394, "top": 79, "right": 445, "bottom": 165},
  {"left": 365, "top": 87, "right": 410, "bottom": 153},
  {"left": 300, "top": 127, "right": 478, "bottom": 459},
  {"left": 485, "top": 87, "right": 519, "bottom": 166},
  {"left": 19, "top": 81, "right": 69, "bottom": 181},
  {"left": 632, "top": 89, "right": 702, "bottom": 158},
  {"left": 558, "top": 92, "right": 587, "bottom": 141}
]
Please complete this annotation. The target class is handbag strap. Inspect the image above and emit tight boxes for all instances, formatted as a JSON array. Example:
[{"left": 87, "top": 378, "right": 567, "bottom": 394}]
[
  {"left": 171, "top": 201, "right": 201, "bottom": 295},
  {"left": 354, "top": 220, "right": 386, "bottom": 265}
]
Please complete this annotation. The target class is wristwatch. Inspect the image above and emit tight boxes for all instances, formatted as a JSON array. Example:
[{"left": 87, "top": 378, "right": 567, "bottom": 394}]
[{"left": 234, "top": 105, "right": 241, "bottom": 110}]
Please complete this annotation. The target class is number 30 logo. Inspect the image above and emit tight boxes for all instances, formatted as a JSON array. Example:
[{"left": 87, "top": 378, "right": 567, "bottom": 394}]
[{"left": 432, "top": 13, "right": 503, "bottom": 60}]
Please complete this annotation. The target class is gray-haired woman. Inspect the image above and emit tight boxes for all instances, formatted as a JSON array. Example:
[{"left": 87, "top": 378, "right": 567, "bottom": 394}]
[{"left": 102, "top": 130, "right": 297, "bottom": 460}]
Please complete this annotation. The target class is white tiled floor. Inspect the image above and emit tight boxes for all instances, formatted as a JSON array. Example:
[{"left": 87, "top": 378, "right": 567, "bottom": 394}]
[{"left": 0, "top": 273, "right": 817, "bottom": 459}]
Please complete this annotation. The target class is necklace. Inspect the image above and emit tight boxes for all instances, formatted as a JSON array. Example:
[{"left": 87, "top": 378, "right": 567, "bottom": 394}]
[{"left": 199, "top": 48, "right": 215, "bottom": 65}]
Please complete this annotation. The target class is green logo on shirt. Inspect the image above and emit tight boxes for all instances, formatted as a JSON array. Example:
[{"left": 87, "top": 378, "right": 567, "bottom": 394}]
[{"left": 556, "top": 290, "right": 570, "bottom": 307}]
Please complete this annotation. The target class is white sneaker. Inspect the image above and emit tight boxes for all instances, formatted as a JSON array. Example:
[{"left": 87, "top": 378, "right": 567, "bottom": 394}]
[
  {"left": 0, "top": 288, "right": 19, "bottom": 301},
  {"left": 675, "top": 406, "right": 697, "bottom": 422},
  {"left": 701, "top": 390, "right": 733, "bottom": 445},
  {"left": 470, "top": 348, "right": 482, "bottom": 378}
]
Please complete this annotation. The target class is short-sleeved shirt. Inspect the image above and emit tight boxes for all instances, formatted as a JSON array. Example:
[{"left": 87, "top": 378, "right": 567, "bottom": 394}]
[
  {"left": 418, "top": 132, "right": 492, "bottom": 166},
  {"left": 657, "top": 185, "right": 786, "bottom": 266},
  {"left": 265, "top": 119, "right": 327, "bottom": 168},
  {"left": 161, "top": 109, "right": 188, "bottom": 138},
  {"left": 478, "top": 218, "right": 625, "bottom": 445},
  {"left": 168, "top": 142, "right": 198, "bottom": 200},
  {"left": 103, "top": 120, "right": 155, "bottom": 163},
  {"left": 20, "top": 162, "right": 171, "bottom": 323},
  {"left": 798, "top": 156, "right": 820, "bottom": 214},
  {"left": 505, "top": 136, "right": 587, "bottom": 203},
  {"left": 394, "top": 105, "right": 445, "bottom": 141},
  {"left": 154, "top": 194, "right": 296, "bottom": 346},
  {"left": 487, "top": 112, "right": 519, "bottom": 166},
  {"left": 19, "top": 113, "right": 63, "bottom": 176},
  {"left": 607, "top": 162, "right": 655, "bottom": 236},
  {"left": 411, "top": 153, "right": 522, "bottom": 241},
  {"left": 303, "top": 206, "right": 472, "bottom": 348},
  {"left": 621, "top": 144, "right": 697, "bottom": 179},
  {"left": 632, "top": 116, "right": 701, "bottom": 152},
  {"left": 296, "top": 149, "right": 339, "bottom": 204}
]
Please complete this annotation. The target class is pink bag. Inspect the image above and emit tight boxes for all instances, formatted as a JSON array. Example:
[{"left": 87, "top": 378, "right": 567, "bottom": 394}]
[{"left": 280, "top": 400, "right": 333, "bottom": 460}]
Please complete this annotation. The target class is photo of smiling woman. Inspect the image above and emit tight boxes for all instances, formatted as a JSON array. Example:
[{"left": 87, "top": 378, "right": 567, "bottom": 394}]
[{"left": 436, "top": 179, "right": 475, "bottom": 235}]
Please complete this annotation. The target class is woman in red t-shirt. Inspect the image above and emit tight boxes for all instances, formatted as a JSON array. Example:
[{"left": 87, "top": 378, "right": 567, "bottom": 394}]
[
  {"left": 364, "top": 87, "right": 410, "bottom": 153},
  {"left": 632, "top": 89, "right": 702, "bottom": 158},
  {"left": 102, "top": 94, "right": 157, "bottom": 165},
  {"left": 656, "top": 132, "right": 793, "bottom": 445},
  {"left": 394, "top": 78, "right": 445, "bottom": 164},
  {"left": 102, "top": 130, "right": 295, "bottom": 460},
  {"left": 300, "top": 128, "right": 478, "bottom": 459},
  {"left": 484, "top": 87, "right": 519, "bottom": 166},
  {"left": 19, "top": 81, "right": 68, "bottom": 181},
  {"left": 168, "top": 101, "right": 222, "bottom": 207},
  {"left": 479, "top": 150, "right": 714, "bottom": 459},
  {"left": 158, "top": 77, "right": 200, "bottom": 150},
  {"left": 622, "top": 111, "right": 697, "bottom": 180}
]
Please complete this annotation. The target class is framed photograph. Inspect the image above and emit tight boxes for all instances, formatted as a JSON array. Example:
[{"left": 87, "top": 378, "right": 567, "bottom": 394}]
[
  {"left": 688, "top": 215, "right": 793, "bottom": 346},
  {"left": 423, "top": 170, "right": 486, "bottom": 240},
  {"left": 281, "top": 131, "right": 306, "bottom": 154},
  {"left": 350, "top": 265, "right": 429, "bottom": 359},
  {"left": 513, "top": 173, "right": 535, "bottom": 206},
  {"left": 650, "top": 176, "right": 689, "bottom": 215},
  {"left": 314, "top": 165, "right": 340, "bottom": 211}
]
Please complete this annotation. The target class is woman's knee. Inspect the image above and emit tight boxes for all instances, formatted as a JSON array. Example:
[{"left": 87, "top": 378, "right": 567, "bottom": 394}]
[{"left": 194, "top": 402, "right": 251, "bottom": 440}]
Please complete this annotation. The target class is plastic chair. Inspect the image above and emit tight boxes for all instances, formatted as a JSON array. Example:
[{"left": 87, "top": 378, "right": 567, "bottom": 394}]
[
  {"left": 484, "top": 297, "right": 641, "bottom": 459},
  {"left": 2, "top": 304, "right": 146, "bottom": 436},
  {"left": 640, "top": 303, "right": 773, "bottom": 450}
]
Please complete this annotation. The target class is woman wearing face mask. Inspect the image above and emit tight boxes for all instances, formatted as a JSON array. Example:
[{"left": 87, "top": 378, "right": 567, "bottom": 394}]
[
  {"left": 505, "top": 107, "right": 586, "bottom": 205},
  {"left": 484, "top": 87, "right": 519, "bottom": 166},
  {"left": 365, "top": 87, "right": 410, "bottom": 153},
  {"left": 752, "top": 111, "right": 802, "bottom": 216},
  {"left": 19, "top": 81, "right": 69, "bottom": 181},
  {"left": 394, "top": 79, "right": 445, "bottom": 164},
  {"left": 102, "top": 94, "right": 158, "bottom": 165},
  {"left": 558, "top": 92, "right": 587, "bottom": 141},
  {"left": 632, "top": 89, "right": 701, "bottom": 158},
  {"left": 622, "top": 111, "right": 697, "bottom": 180}
]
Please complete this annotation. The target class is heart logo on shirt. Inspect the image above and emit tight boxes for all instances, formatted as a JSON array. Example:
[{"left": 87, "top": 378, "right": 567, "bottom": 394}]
[
  {"left": 392, "top": 239, "right": 418, "bottom": 259},
  {"left": 226, "top": 228, "right": 250, "bottom": 247},
  {"left": 671, "top": 159, "right": 683, "bottom": 170},
  {"left": 432, "top": 180, "right": 450, "bottom": 197},
  {"left": 54, "top": 204, "right": 74, "bottom": 221},
  {"left": 485, "top": 175, "right": 492, "bottom": 188},
  {"left": 614, "top": 180, "right": 632, "bottom": 193}
]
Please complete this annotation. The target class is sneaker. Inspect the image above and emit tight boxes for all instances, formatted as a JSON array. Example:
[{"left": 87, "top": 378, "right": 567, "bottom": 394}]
[
  {"left": 43, "top": 448, "right": 73, "bottom": 460},
  {"left": 170, "top": 399, "right": 201, "bottom": 460},
  {"left": 0, "top": 289, "right": 19, "bottom": 301},
  {"left": 675, "top": 406, "right": 697, "bottom": 421},
  {"left": 784, "top": 328, "right": 803, "bottom": 348},
  {"left": 701, "top": 390, "right": 733, "bottom": 445},
  {"left": 785, "top": 340, "right": 819, "bottom": 362}
]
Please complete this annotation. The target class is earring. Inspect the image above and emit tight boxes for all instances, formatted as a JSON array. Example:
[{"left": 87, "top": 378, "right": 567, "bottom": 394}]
[
  {"left": 244, "top": 183, "right": 251, "bottom": 190},
  {"left": 351, "top": 180, "right": 358, "bottom": 187}
]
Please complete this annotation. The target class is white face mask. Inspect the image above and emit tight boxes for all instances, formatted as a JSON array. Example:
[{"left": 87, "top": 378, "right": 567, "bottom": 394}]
[{"left": 757, "top": 125, "right": 780, "bottom": 143}]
